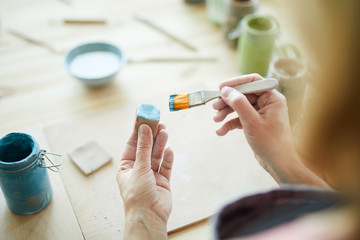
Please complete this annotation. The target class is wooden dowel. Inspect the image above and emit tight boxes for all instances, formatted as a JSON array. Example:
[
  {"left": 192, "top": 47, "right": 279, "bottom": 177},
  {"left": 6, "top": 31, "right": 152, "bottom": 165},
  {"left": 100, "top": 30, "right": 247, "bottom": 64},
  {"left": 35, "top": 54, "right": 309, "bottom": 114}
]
[
  {"left": 63, "top": 19, "right": 107, "bottom": 25},
  {"left": 7, "top": 28, "right": 58, "bottom": 53},
  {"left": 134, "top": 13, "right": 197, "bottom": 52},
  {"left": 128, "top": 57, "right": 217, "bottom": 63}
]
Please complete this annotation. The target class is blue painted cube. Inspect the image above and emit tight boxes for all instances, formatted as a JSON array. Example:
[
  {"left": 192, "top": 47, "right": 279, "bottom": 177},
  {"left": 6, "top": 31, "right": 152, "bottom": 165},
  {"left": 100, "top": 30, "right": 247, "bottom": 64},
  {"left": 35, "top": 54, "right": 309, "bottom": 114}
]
[{"left": 135, "top": 104, "right": 160, "bottom": 137}]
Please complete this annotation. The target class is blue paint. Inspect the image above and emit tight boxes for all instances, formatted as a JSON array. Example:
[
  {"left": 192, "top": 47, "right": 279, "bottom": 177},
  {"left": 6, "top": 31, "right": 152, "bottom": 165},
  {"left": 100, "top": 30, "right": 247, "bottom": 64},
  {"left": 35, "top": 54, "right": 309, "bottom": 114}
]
[
  {"left": 137, "top": 104, "right": 160, "bottom": 121},
  {"left": 169, "top": 94, "right": 176, "bottom": 111},
  {"left": 0, "top": 133, "right": 52, "bottom": 214}
]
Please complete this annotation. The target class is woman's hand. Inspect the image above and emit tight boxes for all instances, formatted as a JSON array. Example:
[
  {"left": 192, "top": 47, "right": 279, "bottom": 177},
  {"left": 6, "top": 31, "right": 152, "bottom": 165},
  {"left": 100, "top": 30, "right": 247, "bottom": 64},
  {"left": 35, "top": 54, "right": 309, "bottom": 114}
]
[
  {"left": 213, "top": 74, "right": 328, "bottom": 187},
  {"left": 117, "top": 123, "right": 174, "bottom": 240}
]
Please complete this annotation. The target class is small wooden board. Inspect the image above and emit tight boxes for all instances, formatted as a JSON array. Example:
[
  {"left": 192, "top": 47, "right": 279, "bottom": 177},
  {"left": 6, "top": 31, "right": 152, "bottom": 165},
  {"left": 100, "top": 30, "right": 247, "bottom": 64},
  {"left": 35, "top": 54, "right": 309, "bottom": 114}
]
[{"left": 69, "top": 141, "right": 112, "bottom": 175}]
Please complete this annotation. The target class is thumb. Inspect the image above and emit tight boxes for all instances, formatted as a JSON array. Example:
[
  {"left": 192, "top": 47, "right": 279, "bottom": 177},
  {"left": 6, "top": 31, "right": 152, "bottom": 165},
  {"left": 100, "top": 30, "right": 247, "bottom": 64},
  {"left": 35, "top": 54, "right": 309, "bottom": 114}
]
[
  {"left": 221, "top": 86, "right": 259, "bottom": 127},
  {"left": 134, "top": 124, "right": 153, "bottom": 171}
]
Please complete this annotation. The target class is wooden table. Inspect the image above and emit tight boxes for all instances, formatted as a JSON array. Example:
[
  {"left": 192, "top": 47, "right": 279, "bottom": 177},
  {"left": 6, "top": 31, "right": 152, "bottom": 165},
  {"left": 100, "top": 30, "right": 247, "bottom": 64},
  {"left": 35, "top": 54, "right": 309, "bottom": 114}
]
[{"left": 0, "top": 0, "right": 296, "bottom": 239}]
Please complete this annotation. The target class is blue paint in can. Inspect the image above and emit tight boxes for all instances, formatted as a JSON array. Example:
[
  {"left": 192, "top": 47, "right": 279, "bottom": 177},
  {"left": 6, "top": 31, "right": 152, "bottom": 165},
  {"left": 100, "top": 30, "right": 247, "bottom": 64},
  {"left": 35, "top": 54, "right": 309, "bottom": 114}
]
[{"left": 0, "top": 133, "right": 53, "bottom": 214}]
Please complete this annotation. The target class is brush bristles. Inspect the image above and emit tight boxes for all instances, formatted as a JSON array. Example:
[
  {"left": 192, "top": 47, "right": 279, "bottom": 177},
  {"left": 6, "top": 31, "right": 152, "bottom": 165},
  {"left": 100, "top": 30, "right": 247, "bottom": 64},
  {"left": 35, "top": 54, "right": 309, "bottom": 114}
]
[{"left": 169, "top": 93, "right": 190, "bottom": 111}]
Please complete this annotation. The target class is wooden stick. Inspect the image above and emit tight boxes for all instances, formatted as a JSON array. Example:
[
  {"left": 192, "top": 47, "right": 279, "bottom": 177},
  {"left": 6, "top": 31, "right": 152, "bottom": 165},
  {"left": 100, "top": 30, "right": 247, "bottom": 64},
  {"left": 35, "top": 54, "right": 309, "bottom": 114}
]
[
  {"left": 63, "top": 19, "right": 107, "bottom": 25},
  {"left": 134, "top": 13, "right": 197, "bottom": 52},
  {"left": 7, "top": 28, "right": 58, "bottom": 53},
  {"left": 128, "top": 56, "right": 217, "bottom": 63}
]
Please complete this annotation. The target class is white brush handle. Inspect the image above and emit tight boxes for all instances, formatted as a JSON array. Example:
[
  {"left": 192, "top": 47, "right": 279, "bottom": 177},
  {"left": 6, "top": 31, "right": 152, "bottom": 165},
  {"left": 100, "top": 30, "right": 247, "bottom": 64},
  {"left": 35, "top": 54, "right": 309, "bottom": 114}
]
[
  {"left": 234, "top": 78, "right": 279, "bottom": 94},
  {"left": 202, "top": 78, "right": 279, "bottom": 103}
]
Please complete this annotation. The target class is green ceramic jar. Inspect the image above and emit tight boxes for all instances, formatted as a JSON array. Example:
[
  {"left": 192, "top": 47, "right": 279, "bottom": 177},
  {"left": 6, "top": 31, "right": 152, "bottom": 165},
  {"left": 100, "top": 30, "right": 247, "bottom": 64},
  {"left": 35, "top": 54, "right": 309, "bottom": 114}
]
[{"left": 237, "top": 14, "right": 278, "bottom": 76}]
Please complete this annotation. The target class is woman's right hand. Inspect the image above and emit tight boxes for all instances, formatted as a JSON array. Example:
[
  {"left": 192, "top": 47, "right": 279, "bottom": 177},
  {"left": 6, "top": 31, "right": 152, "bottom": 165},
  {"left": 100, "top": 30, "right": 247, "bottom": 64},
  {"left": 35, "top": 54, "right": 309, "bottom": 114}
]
[{"left": 213, "top": 74, "right": 328, "bottom": 187}]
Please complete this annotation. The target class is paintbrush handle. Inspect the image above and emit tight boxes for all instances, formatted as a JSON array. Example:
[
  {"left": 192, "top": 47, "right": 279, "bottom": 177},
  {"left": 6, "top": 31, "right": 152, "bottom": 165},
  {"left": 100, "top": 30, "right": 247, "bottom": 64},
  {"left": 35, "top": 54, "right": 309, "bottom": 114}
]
[
  {"left": 203, "top": 78, "right": 279, "bottom": 103},
  {"left": 234, "top": 78, "right": 279, "bottom": 94}
]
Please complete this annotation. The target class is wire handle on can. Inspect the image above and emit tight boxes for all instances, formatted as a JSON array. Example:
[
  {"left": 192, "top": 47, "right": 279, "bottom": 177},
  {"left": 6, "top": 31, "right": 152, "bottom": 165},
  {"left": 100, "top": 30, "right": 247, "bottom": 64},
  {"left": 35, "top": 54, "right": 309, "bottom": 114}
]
[{"left": 37, "top": 150, "right": 63, "bottom": 172}]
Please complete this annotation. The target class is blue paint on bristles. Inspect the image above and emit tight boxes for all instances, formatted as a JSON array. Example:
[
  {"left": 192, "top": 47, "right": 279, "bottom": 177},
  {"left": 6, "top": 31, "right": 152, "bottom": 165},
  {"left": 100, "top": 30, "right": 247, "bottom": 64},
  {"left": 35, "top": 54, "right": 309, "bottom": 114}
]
[
  {"left": 168, "top": 93, "right": 190, "bottom": 111},
  {"left": 169, "top": 94, "right": 177, "bottom": 111}
]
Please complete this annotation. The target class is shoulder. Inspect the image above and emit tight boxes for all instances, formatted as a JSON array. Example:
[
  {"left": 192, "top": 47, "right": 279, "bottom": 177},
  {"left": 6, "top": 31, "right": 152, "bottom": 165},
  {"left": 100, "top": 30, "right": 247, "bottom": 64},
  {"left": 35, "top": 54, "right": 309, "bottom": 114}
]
[{"left": 213, "top": 185, "right": 342, "bottom": 239}]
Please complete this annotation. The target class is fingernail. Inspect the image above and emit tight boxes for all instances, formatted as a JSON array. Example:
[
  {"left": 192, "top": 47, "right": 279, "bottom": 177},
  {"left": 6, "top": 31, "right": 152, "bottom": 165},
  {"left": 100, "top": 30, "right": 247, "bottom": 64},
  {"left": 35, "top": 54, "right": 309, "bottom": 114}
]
[
  {"left": 139, "top": 124, "right": 149, "bottom": 136},
  {"left": 221, "top": 86, "right": 232, "bottom": 97}
]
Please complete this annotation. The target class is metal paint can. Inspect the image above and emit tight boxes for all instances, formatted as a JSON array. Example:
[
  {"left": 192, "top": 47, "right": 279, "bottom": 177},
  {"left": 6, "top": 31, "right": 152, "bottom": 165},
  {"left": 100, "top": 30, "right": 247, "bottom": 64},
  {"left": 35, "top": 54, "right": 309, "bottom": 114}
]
[{"left": 0, "top": 133, "right": 61, "bottom": 214}]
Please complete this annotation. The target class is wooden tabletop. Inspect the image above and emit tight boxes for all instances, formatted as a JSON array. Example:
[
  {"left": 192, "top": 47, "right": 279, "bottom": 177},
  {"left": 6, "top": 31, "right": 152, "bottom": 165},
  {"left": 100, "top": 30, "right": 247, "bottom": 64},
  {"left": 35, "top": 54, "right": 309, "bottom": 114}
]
[{"left": 0, "top": 0, "right": 295, "bottom": 239}]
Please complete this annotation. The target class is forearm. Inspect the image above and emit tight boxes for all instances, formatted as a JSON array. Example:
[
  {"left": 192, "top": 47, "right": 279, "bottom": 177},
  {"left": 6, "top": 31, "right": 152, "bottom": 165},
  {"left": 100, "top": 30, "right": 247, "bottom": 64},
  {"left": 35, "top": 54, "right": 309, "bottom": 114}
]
[
  {"left": 124, "top": 208, "right": 168, "bottom": 240},
  {"left": 275, "top": 157, "right": 330, "bottom": 188},
  {"left": 268, "top": 146, "right": 330, "bottom": 188}
]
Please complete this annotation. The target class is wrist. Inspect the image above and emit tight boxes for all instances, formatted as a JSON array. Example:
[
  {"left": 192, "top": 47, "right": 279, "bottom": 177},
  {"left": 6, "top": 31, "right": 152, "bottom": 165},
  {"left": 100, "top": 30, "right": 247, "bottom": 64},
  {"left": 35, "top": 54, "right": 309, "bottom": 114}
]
[
  {"left": 272, "top": 149, "right": 329, "bottom": 188},
  {"left": 124, "top": 207, "right": 168, "bottom": 240}
]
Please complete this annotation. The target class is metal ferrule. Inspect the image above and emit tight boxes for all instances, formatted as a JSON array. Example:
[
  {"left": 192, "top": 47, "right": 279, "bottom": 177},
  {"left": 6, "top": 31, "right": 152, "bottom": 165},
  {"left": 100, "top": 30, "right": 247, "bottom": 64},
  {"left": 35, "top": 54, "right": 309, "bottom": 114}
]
[{"left": 189, "top": 91, "right": 204, "bottom": 107}]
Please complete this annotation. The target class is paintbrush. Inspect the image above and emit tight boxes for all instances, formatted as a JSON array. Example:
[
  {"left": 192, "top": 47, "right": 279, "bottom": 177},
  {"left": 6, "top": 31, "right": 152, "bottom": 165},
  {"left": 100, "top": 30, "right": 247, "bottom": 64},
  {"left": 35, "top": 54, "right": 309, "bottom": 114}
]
[
  {"left": 169, "top": 78, "right": 278, "bottom": 111},
  {"left": 134, "top": 13, "right": 197, "bottom": 52}
]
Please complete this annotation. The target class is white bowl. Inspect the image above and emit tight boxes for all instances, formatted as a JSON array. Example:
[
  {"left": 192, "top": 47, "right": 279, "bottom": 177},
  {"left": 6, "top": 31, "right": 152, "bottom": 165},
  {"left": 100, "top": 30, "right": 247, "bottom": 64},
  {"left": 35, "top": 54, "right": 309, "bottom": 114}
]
[{"left": 64, "top": 42, "right": 127, "bottom": 87}]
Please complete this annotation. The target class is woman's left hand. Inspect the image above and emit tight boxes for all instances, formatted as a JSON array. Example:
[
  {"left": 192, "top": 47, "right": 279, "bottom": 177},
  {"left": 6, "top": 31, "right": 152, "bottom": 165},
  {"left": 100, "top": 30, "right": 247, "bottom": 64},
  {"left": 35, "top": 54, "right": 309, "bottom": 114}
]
[{"left": 117, "top": 123, "right": 174, "bottom": 240}]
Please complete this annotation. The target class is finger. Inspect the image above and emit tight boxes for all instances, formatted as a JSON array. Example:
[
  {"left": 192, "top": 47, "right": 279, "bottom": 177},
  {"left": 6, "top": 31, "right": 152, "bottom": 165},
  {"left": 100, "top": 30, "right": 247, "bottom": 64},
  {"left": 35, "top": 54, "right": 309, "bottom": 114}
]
[
  {"left": 219, "top": 74, "right": 263, "bottom": 89},
  {"left": 213, "top": 106, "right": 234, "bottom": 122},
  {"left": 151, "top": 129, "right": 169, "bottom": 172},
  {"left": 220, "top": 87, "right": 259, "bottom": 128},
  {"left": 153, "top": 122, "right": 166, "bottom": 152},
  {"left": 246, "top": 94, "right": 259, "bottom": 105},
  {"left": 212, "top": 98, "right": 227, "bottom": 110},
  {"left": 121, "top": 122, "right": 165, "bottom": 162},
  {"left": 159, "top": 148, "right": 174, "bottom": 181},
  {"left": 134, "top": 124, "right": 153, "bottom": 171},
  {"left": 121, "top": 129, "right": 138, "bottom": 161},
  {"left": 216, "top": 117, "right": 243, "bottom": 136},
  {"left": 156, "top": 122, "right": 166, "bottom": 136},
  {"left": 257, "top": 90, "right": 286, "bottom": 109},
  {"left": 213, "top": 94, "right": 258, "bottom": 111},
  {"left": 257, "top": 91, "right": 272, "bottom": 109},
  {"left": 117, "top": 160, "right": 135, "bottom": 172}
]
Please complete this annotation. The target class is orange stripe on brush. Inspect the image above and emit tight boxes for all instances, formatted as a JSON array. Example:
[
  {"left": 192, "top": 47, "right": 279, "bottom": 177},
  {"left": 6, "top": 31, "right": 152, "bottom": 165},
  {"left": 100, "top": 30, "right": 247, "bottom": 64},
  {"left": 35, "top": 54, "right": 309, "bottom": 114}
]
[{"left": 173, "top": 94, "right": 189, "bottom": 110}]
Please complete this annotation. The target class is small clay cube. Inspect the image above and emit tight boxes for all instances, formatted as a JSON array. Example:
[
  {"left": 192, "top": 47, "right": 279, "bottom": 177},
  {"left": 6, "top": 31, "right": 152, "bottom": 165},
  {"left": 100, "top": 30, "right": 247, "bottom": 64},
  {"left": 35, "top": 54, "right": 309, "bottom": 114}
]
[{"left": 134, "top": 104, "right": 160, "bottom": 137}]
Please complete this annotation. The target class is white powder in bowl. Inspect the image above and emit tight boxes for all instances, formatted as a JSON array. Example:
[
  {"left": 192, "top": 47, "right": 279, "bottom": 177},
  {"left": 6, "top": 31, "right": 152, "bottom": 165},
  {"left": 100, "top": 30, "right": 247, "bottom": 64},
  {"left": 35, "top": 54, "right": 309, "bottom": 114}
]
[{"left": 69, "top": 51, "right": 121, "bottom": 79}]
